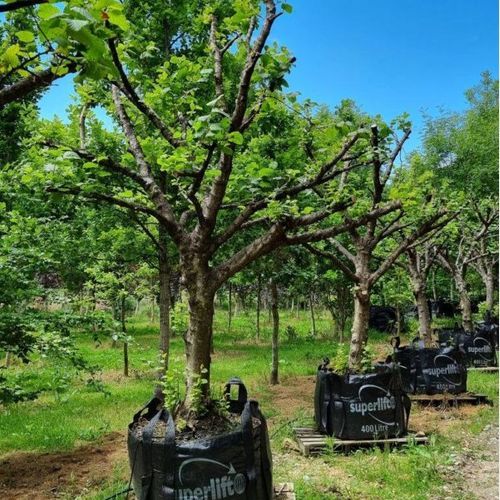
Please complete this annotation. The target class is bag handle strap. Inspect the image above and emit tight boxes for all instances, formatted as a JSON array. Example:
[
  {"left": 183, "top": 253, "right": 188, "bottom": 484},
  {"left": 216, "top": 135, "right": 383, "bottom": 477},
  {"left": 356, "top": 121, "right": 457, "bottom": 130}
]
[
  {"left": 224, "top": 377, "right": 248, "bottom": 414},
  {"left": 142, "top": 407, "right": 176, "bottom": 500},
  {"left": 132, "top": 397, "right": 162, "bottom": 424},
  {"left": 241, "top": 401, "right": 258, "bottom": 499}
]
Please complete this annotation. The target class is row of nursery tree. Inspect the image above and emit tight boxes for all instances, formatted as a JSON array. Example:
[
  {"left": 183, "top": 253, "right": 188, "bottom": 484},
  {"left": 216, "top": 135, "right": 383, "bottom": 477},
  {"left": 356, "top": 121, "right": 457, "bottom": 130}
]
[{"left": 0, "top": 1, "right": 498, "bottom": 410}]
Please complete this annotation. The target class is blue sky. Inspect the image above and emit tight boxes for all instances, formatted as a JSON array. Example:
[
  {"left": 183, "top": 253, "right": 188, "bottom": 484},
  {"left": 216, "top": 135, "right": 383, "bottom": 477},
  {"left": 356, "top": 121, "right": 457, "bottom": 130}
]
[{"left": 39, "top": 0, "right": 499, "bottom": 152}]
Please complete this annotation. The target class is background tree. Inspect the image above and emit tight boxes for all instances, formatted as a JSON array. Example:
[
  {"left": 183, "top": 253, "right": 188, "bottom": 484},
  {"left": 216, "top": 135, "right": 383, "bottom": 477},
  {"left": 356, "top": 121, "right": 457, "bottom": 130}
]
[{"left": 306, "top": 121, "right": 449, "bottom": 370}]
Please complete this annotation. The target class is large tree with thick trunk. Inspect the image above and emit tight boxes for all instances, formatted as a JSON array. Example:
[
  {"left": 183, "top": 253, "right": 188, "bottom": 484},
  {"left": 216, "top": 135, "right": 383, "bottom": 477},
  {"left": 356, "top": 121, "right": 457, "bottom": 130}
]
[
  {"left": 306, "top": 124, "right": 449, "bottom": 370},
  {"left": 31, "top": 0, "right": 403, "bottom": 412}
]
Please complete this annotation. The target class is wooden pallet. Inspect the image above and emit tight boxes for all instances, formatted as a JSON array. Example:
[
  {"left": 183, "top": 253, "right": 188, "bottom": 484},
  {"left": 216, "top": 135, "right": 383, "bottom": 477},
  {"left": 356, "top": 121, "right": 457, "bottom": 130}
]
[
  {"left": 293, "top": 428, "right": 429, "bottom": 457},
  {"left": 274, "top": 483, "right": 295, "bottom": 499},
  {"left": 410, "top": 392, "right": 492, "bottom": 406},
  {"left": 469, "top": 366, "right": 498, "bottom": 372}
]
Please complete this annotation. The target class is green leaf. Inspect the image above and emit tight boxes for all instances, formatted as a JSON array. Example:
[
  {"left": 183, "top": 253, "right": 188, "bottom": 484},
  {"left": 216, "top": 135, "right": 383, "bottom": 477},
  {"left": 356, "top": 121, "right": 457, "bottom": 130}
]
[
  {"left": 3, "top": 44, "right": 20, "bottom": 67},
  {"left": 108, "top": 11, "right": 129, "bottom": 31},
  {"left": 66, "top": 19, "right": 90, "bottom": 32},
  {"left": 62, "top": 151, "right": 81, "bottom": 160},
  {"left": 15, "top": 31, "right": 35, "bottom": 43},
  {"left": 282, "top": 3, "right": 293, "bottom": 13},
  {"left": 227, "top": 131, "right": 244, "bottom": 145},
  {"left": 38, "top": 3, "right": 61, "bottom": 20},
  {"left": 258, "top": 167, "right": 275, "bottom": 177}
]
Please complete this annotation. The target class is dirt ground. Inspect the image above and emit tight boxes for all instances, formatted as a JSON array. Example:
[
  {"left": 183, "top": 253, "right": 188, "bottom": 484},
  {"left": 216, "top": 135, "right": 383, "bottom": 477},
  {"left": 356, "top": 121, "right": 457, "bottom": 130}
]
[
  {"left": 439, "top": 424, "right": 499, "bottom": 500},
  {"left": 0, "top": 432, "right": 128, "bottom": 500},
  {"left": 0, "top": 376, "right": 498, "bottom": 499}
]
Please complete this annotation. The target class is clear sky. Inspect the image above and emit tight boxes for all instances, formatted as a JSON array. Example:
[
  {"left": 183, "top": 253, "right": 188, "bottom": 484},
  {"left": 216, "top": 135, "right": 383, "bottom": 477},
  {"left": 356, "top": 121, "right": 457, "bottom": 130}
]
[{"left": 39, "top": 0, "right": 499, "bottom": 152}]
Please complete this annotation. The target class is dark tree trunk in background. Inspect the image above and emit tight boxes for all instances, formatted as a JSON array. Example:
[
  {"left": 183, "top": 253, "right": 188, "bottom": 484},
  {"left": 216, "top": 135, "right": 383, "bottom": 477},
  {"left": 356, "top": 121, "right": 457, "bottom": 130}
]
[
  {"left": 309, "top": 291, "right": 317, "bottom": 336},
  {"left": 270, "top": 279, "right": 279, "bottom": 385},
  {"left": 395, "top": 305, "right": 401, "bottom": 336},
  {"left": 228, "top": 282, "right": 232, "bottom": 334},
  {"left": 256, "top": 275, "right": 261, "bottom": 339},
  {"left": 485, "top": 272, "right": 495, "bottom": 313},
  {"left": 158, "top": 239, "right": 171, "bottom": 372},
  {"left": 121, "top": 295, "right": 129, "bottom": 377},
  {"left": 437, "top": 253, "right": 473, "bottom": 333},
  {"left": 475, "top": 266, "right": 496, "bottom": 314}
]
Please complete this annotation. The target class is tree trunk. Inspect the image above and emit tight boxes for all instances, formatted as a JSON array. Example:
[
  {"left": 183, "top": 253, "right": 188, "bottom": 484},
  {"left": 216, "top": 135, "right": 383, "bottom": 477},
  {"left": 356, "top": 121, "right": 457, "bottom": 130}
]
[
  {"left": 479, "top": 268, "right": 495, "bottom": 314},
  {"left": 485, "top": 272, "right": 495, "bottom": 313},
  {"left": 256, "top": 275, "right": 261, "bottom": 339},
  {"left": 121, "top": 295, "right": 129, "bottom": 377},
  {"left": 431, "top": 269, "right": 437, "bottom": 301},
  {"left": 270, "top": 279, "right": 279, "bottom": 385},
  {"left": 309, "top": 291, "right": 316, "bottom": 336},
  {"left": 158, "top": 244, "right": 171, "bottom": 372},
  {"left": 5, "top": 352, "right": 11, "bottom": 368},
  {"left": 150, "top": 297, "right": 155, "bottom": 322},
  {"left": 455, "top": 274, "right": 473, "bottom": 332},
  {"left": 184, "top": 274, "right": 215, "bottom": 405},
  {"left": 348, "top": 284, "right": 370, "bottom": 371},
  {"left": 228, "top": 282, "right": 232, "bottom": 334},
  {"left": 459, "top": 290, "right": 473, "bottom": 332},
  {"left": 395, "top": 305, "right": 401, "bottom": 336},
  {"left": 415, "top": 286, "right": 432, "bottom": 345},
  {"left": 409, "top": 271, "right": 432, "bottom": 345},
  {"left": 407, "top": 251, "right": 432, "bottom": 345}
]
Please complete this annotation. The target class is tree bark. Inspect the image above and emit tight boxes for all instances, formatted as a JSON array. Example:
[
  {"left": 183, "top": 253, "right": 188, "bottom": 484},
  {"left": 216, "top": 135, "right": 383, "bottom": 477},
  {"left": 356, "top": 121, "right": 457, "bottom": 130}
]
[
  {"left": 415, "top": 286, "right": 432, "bottom": 345},
  {"left": 158, "top": 243, "right": 171, "bottom": 372},
  {"left": 485, "top": 272, "right": 495, "bottom": 313},
  {"left": 256, "top": 274, "right": 261, "bottom": 339},
  {"left": 348, "top": 283, "right": 370, "bottom": 370},
  {"left": 458, "top": 292, "right": 473, "bottom": 332},
  {"left": 455, "top": 274, "right": 473, "bottom": 332},
  {"left": 184, "top": 272, "right": 215, "bottom": 404},
  {"left": 121, "top": 295, "right": 129, "bottom": 377},
  {"left": 228, "top": 282, "right": 232, "bottom": 334},
  {"left": 270, "top": 279, "right": 279, "bottom": 385},
  {"left": 408, "top": 270, "right": 432, "bottom": 345},
  {"left": 309, "top": 290, "right": 317, "bottom": 336},
  {"left": 431, "top": 269, "right": 437, "bottom": 301},
  {"left": 476, "top": 267, "right": 495, "bottom": 314}
]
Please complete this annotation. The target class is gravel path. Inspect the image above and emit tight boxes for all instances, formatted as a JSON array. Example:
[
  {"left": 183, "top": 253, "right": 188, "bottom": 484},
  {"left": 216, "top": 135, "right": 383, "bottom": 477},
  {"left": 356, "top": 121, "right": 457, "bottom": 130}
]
[{"left": 448, "top": 424, "right": 499, "bottom": 500}]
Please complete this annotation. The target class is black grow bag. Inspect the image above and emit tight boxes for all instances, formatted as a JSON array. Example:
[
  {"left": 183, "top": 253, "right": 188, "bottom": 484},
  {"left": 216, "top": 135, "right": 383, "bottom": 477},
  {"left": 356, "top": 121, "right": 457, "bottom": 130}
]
[
  {"left": 477, "top": 316, "right": 499, "bottom": 349},
  {"left": 393, "top": 343, "right": 467, "bottom": 395},
  {"left": 436, "top": 324, "right": 465, "bottom": 347},
  {"left": 314, "top": 360, "right": 411, "bottom": 440},
  {"left": 128, "top": 379, "right": 273, "bottom": 500},
  {"left": 437, "top": 327, "right": 498, "bottom": 368},
  {"left": 462, "top": 332, "right": 498, "bottom": 367}
]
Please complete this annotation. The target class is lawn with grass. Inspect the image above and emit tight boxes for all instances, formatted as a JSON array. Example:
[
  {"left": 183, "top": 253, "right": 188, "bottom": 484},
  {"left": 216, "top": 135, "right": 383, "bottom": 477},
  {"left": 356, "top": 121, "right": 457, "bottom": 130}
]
[{"left": 0, "top": 308, "right": 497, "bottom": 499}]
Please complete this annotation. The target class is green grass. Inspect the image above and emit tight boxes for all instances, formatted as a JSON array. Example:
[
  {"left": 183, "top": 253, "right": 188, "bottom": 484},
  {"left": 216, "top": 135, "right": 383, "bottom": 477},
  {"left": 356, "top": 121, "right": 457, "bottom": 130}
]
[{"left": 0, "top": 307, "right": 498, "bottom": 499}]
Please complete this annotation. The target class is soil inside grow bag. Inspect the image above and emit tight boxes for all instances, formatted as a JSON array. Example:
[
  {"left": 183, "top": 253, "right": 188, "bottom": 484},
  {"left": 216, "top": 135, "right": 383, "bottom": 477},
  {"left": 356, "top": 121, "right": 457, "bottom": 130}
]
[{"left": 131, "top": 410, "right": 259, "bottom": 444}]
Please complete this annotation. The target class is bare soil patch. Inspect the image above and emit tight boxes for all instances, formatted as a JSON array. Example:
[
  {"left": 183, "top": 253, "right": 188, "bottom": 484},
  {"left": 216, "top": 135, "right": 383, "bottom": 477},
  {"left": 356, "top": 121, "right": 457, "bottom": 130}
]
[
  {"left": 0, "top": 432, "right": 127, "bottom": 500},
  {"left": 262, "top": 375, "right": 316, "bottom": 421},
  {"left": 409, "top": 404, "right": 484, "bottom": 435},
  {"left": 440, "top": 424, "right": 499, "bottom": 500}
]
